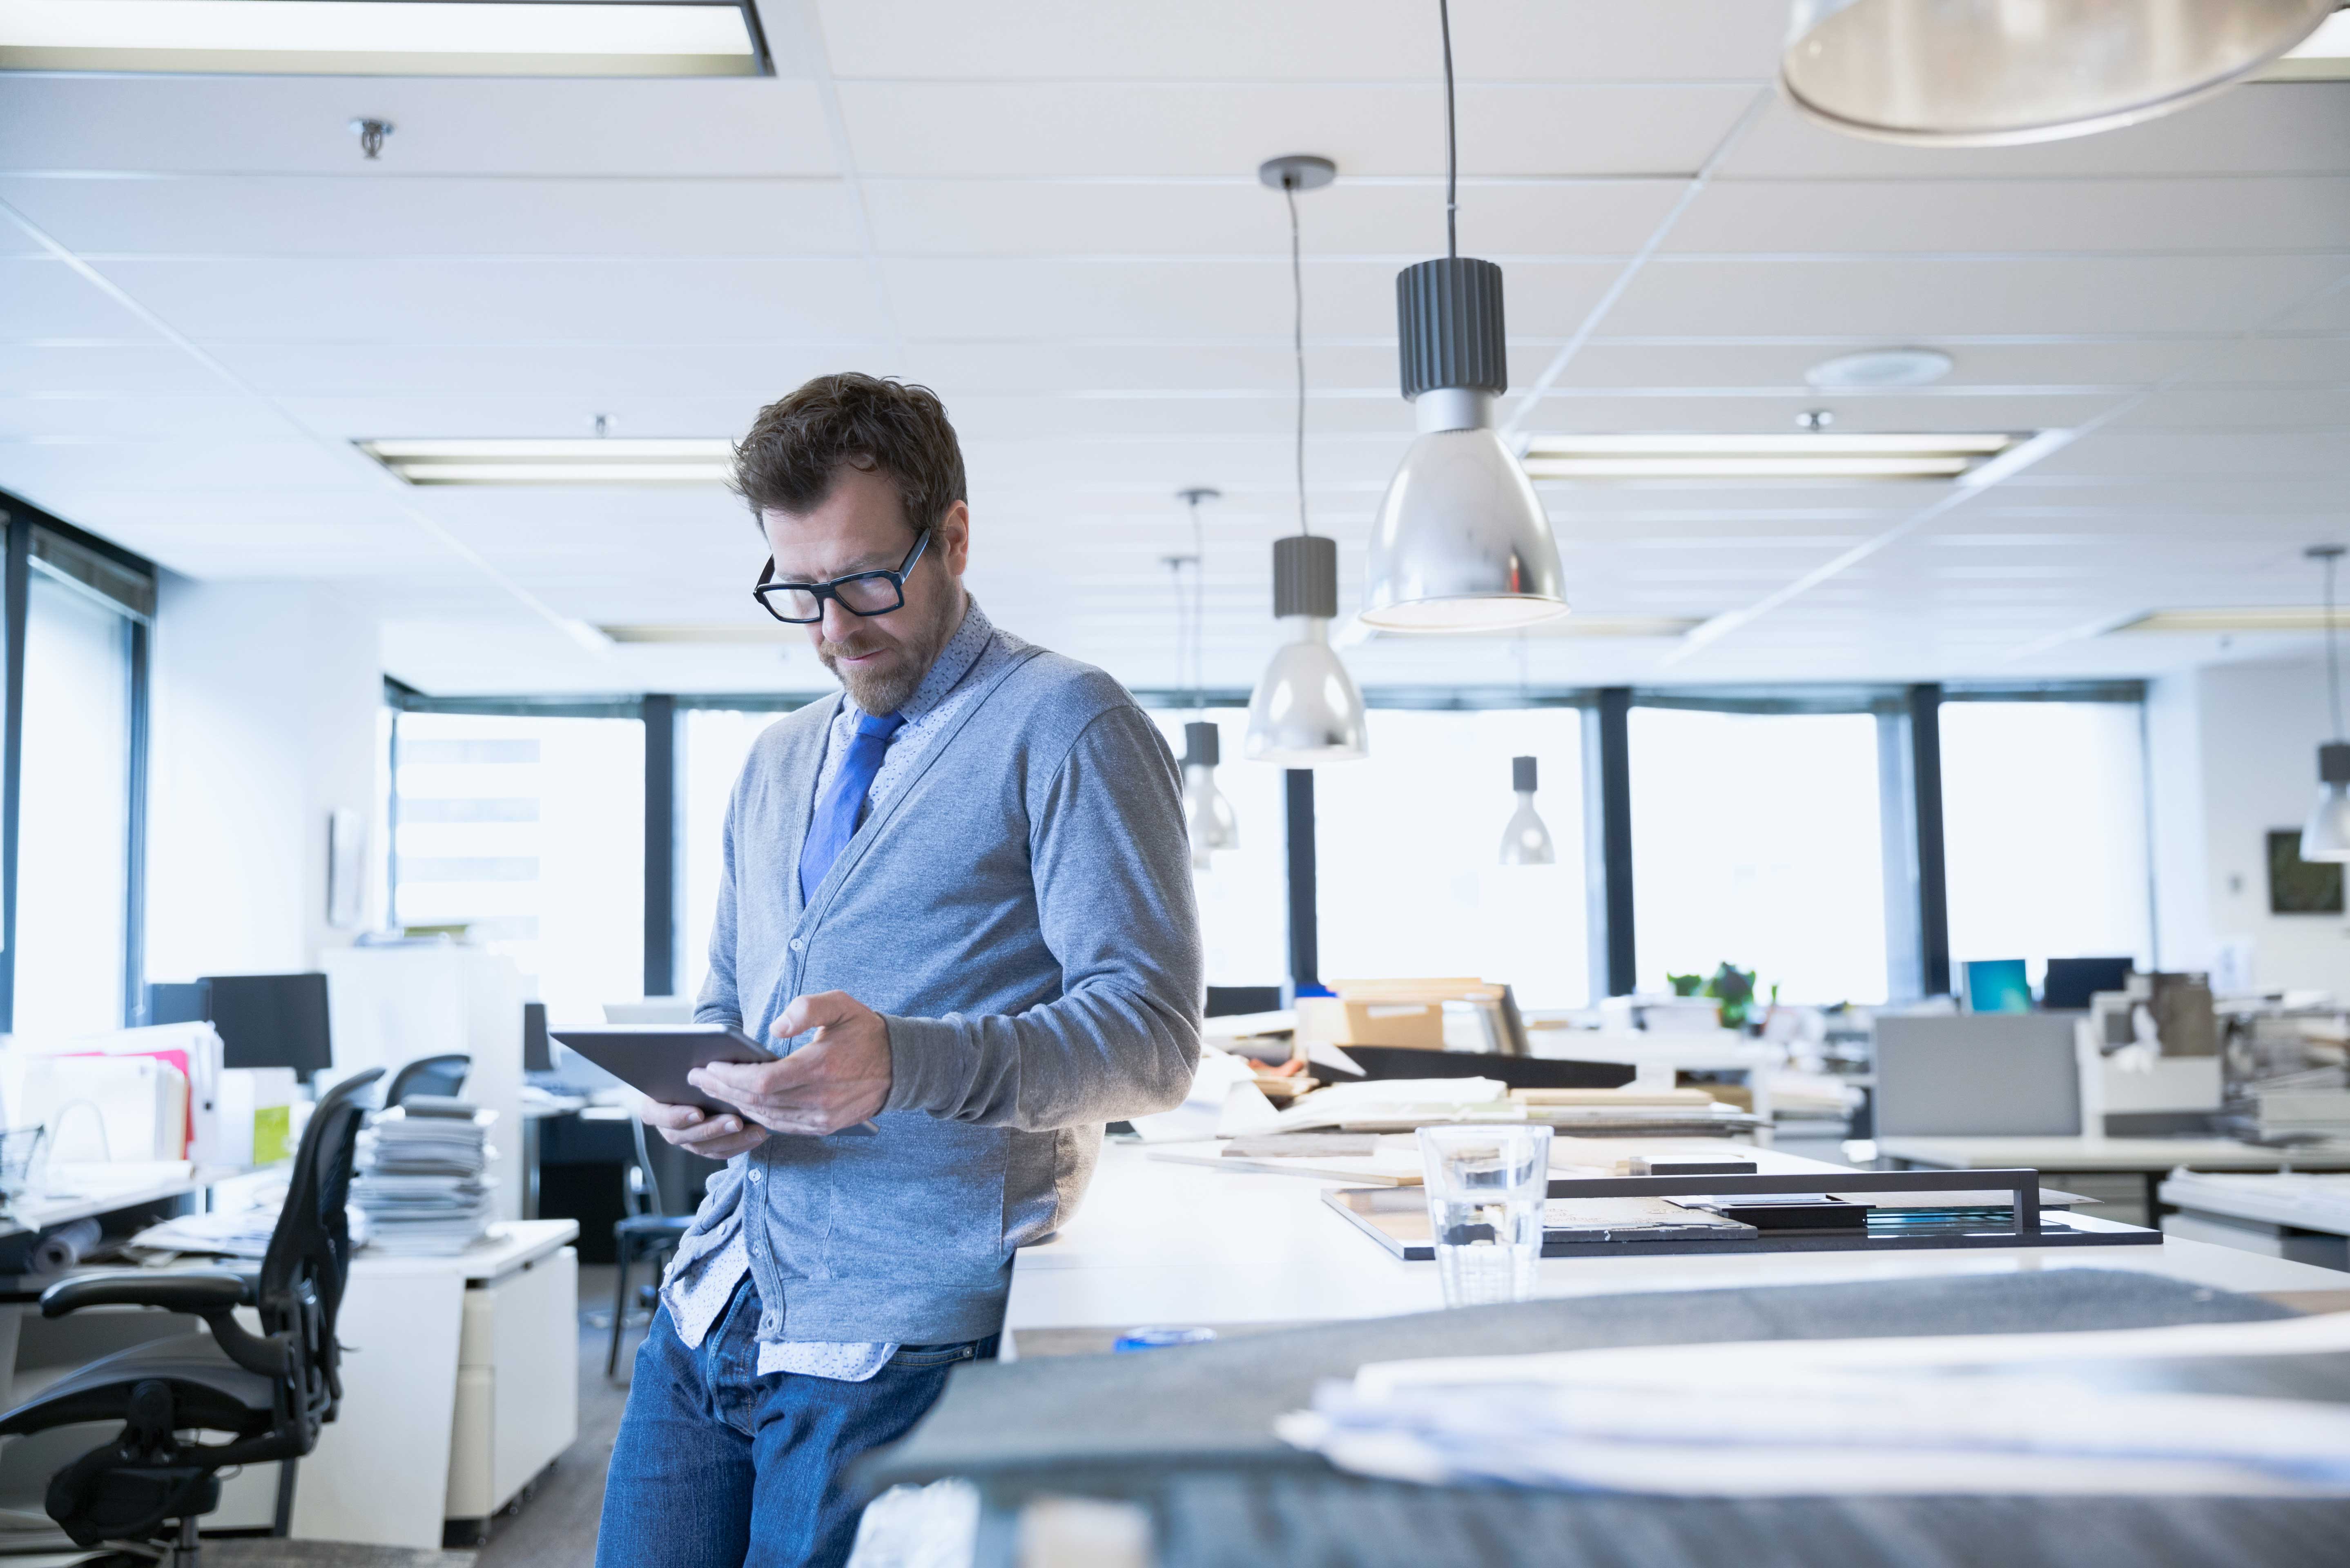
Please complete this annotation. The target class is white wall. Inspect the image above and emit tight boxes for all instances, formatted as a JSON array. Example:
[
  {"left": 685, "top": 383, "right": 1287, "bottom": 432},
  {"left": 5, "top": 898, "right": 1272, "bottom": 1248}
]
[
  {"left": 146, "top": 579, "right": 383, "bottom": 981},
  {"left": 2148, "top": 659, "right": 2350, "bottom": 994}
]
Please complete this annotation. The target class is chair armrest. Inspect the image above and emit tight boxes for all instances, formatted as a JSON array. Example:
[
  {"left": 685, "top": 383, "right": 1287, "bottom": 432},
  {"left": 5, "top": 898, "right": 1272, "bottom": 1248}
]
[{"left": 41, "top": 1270, "right": 255, "bottom": 1319}]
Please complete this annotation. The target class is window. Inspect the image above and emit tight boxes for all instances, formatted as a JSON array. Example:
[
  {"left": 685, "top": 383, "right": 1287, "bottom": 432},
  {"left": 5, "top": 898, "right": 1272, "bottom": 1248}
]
[
  {"left": 1313, "top": 708, "right": 1589, "bottom": 1009},
  {"left": 680, "top": 706, "right": 791, "bottom": 1005},
  {"left": 1630, "top": 706, "right": 1888, "bottom": 1005},
  {"left": 13, "top": 566, "right": 137, "bottom": 1036},
  {"left": 390, "top": 712, "right": 643, "bottom": 1025},
  {"left": 1941, "top": 699, "right": 2152, "bottom": 982},
  {"left": 1146, "top": 708, "right": 1287, "bottom": 990}
]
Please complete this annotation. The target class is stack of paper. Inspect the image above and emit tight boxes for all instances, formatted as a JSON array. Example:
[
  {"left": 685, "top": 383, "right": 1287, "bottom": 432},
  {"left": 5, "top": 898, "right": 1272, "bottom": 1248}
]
[
  {"left": 1279, "top": 1313, "right": 2350, "bottom": 1497},
  {"left": 351, "top": 1104, "right": 496, "bottom": 1256}
]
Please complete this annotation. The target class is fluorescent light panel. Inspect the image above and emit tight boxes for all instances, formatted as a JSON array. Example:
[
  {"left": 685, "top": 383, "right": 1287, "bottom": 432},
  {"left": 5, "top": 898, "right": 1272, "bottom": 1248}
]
[
  {"left": 1520, "top": 431, "right": 2024, "bottom": 484},
  {"left": 600, "top": 624, "right": 792, "bottom": 644},
  {"left": 2112, "top": 607, "right": 2350, "bottom": 635},
  {"left": 361, "top": 437, "right": 733, "bottom": 486},
  {"left": 0, "top": 1, "right": 766, "bottom": 77}
]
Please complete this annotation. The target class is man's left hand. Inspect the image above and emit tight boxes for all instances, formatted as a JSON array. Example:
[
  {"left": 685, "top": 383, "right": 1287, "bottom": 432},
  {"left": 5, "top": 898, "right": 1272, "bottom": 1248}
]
[{"left": 687, "top": 990, "right": 893, "bottom": 1136}]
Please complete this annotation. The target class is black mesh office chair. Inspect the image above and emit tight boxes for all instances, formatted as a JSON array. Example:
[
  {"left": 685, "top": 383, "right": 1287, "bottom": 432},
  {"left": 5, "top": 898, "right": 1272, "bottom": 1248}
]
[
  {"left": 606, "top": 1116, "right": 696, "bottom": 1379},
  {"left": 381, "top": 1054, "right": 470, "bottom": 1108},
  {"left": 0, "top": 1067, "right": 383, "bottom": 1566}
]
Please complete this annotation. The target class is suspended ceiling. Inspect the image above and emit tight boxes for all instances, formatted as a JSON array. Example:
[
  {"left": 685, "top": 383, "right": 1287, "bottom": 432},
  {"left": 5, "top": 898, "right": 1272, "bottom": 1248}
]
[{"left": 2, "top": 0, "right": 2348, "bottom": 696}]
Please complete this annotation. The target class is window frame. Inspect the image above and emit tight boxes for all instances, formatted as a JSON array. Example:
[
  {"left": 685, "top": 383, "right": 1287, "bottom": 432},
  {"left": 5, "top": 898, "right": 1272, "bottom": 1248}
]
[{"left": 0, "top": 492, "right": 157, "bottom": 1033}]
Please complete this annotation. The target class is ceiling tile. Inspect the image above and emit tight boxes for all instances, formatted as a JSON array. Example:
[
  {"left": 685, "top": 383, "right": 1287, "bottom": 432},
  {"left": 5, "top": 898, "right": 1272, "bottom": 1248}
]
[
  {"left": 87, "top": 257, "right": 890, "bottom": 344},
  {"left": 0, "top": 175, "right": 861, "bottom": 257},
  {"left": 836, "top": 82, "right": 1757, "bottom": 178},
  {"left": 0, "top": 257, "right": 166, "bottom": 341},
  {"left": 1549, "top": 339, "right": 2197, "bottom": 391},
  {"left": 0, "top": 77, "right": 836, "bottom": 177},
  {"left": 815, "top": 0, "right": 1781, "bottom": 82},
  {"left": 1602, "top": 254, "right": 2349, "bottom": 338}
]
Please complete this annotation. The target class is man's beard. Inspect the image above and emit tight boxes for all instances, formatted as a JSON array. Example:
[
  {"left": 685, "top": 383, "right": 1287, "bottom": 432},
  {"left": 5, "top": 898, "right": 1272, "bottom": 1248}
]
[{"left": 818, "top": 591, "right": 959, "bottom": 715}]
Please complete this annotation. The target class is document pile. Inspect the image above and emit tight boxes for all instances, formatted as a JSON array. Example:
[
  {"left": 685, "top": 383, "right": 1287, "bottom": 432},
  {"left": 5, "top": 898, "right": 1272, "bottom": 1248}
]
[
  {"left": 1278, "top": 1312, "right": 2350, "bottom": 1498},
  {"left": 351, "top": 1098, "right": 495, "bottom": 1256}
]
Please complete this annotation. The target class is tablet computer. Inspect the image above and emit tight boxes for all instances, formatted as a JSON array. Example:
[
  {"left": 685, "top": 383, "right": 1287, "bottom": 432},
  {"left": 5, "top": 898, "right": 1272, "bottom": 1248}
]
[{"left": 549, "top": 1023, "right": 780, "bottom": 1116}]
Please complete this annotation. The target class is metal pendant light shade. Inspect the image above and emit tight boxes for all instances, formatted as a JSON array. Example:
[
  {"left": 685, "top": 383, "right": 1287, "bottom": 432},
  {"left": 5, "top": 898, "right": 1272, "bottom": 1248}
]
[
  {"left": 1246, "top": 535, "right": 1368, "bottom": 767},
  {"left": 2302, "top": 746, "right": 2350, "bottom": 862},
  {"left": 1497, "top": 755, "right": 1556, "bottom": 866},
  {"left": 1182, "top": 721, "right": 1240, "bottom": 867},
  {"left": 1362, "top": 259, "right": 1566, "bottom": 634},
  {"left": 1781, "top": 0, "right": 2335, "bottom": 147}
]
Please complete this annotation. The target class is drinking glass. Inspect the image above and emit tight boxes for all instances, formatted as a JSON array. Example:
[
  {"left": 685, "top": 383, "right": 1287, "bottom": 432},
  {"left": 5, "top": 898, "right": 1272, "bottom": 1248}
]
[{"left": 1417, "top": 1123, "right": 1552, "bottom": 1307}]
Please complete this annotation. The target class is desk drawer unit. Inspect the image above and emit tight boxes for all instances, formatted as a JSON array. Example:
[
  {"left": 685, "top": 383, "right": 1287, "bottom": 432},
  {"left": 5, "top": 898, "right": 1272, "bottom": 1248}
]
[{"left": 446, "top": 1246, "right": 578, "bottom": 1521}]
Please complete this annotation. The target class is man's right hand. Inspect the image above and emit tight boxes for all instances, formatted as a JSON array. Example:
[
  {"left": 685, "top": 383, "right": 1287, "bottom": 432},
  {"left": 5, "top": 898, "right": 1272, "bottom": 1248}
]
[{"left": 641, "top": 1099, "right": 768, "bottom": 1160}]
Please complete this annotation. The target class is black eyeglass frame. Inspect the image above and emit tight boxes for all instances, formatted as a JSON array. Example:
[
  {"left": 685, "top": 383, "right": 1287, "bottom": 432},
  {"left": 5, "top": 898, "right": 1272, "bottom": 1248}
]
[{"left": 753, "top": 530, "right": 932, "bottom": 625}]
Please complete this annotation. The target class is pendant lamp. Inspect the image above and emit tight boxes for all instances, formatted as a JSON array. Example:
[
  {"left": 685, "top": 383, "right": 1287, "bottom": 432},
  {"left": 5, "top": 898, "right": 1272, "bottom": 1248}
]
[
  {"left": 1244, "top": 154, "right": 1368, "bottom": 767},
  {"left": 1781, "top": 0, "right": 2335, "bottom": 148},
  {"left": 2301, "top": 543, "right": 2350, "bottom": 862},
  {"left": 1359, "top": 0, "right": 1566, "bottom": 633},
  {"left": 1498, "top": 755, "right": 1556, "bottom": 866},
  {"left": 1171, "top": 488, "right": 1239, "bottom": 863}
]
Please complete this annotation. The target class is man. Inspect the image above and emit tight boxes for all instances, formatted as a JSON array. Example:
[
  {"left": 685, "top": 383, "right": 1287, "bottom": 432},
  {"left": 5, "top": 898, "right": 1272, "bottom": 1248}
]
[{"left": 595, "top": 374, "right": 1202, "bottom": 1568}]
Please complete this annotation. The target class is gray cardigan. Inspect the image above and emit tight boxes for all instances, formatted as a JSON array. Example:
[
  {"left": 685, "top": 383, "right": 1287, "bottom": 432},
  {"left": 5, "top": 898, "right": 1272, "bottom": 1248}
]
[{"left": 681, "top": 628, "right": 1203, "bottom": 1345}]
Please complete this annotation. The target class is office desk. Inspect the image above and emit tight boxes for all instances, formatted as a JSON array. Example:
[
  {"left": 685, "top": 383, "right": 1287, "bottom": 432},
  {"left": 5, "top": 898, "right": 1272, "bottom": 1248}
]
[
  {"left": 1003, "top": 1140, "right": 2350, "bottom": 1354},
  {"left": 1880, "top": 1135, "right": 2350, "bottom": 1228},
  {"left": 2158, "top": 1171, "right": 2350, "bottom": 1274}
]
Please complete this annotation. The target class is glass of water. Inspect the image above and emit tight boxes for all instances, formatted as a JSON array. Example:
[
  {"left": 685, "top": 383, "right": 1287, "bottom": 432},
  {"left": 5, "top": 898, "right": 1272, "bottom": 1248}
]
[{"left": 1417, "top": 1123, "right": 1553, "bottom": 1307}]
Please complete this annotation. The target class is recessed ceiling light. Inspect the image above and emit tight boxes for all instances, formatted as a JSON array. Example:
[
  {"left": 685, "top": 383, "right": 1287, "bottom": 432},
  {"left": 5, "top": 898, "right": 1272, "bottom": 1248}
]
[
  {"left": 0, "top": 1, "right": 769, "bottom": 78},
  {"left": 1518, "top": 431, "right": 2025, "bottom": 484},
  {"left": 2110, "top": 607, "right": 2350, "bottom": 635},
  {"left": 2268, "top": 10, "right": 2350, "bottom": 78},
  {"left": 1805, "top": 348, "right": 1955, "bottom": 390},
  {"left": 361, "top": 438, "right": 734, "bottom": 486}
]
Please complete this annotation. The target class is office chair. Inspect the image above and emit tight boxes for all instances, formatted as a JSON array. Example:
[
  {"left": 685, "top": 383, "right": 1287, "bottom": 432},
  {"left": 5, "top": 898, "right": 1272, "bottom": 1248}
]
[
  {"left": 0, "top": 1068, "right": 384, "bottom": 1567},
  {"left": 382, "top": 1054, "right": 470, "bottom": 1108},
  {"left": 606, "top": 1115, "right": 696, "bottom": 1379}
]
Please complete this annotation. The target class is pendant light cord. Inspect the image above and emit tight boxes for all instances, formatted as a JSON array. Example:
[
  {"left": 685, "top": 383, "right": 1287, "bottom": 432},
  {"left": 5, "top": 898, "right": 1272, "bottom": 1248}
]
[
  {"left": 2329, "top": 549, "right": 2344, "bottom": 741},
  {"left": 1439, "top": 0, "right": 1458, "bottom": 260},
  {"left": 1284, "top": 178, "right": 1310, "bottom": 538},
  {"left": 1186, "top": 491, "right": 1207, "bottom": 709}
]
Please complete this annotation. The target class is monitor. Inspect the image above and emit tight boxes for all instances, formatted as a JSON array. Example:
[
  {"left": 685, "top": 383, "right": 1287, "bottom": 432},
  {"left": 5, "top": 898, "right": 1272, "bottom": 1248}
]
[
  {"left": 523, "top": 1001, "right": 553, "bottom": 1073},
  {"left": 1873, "top": 1014, "right": 2082, "bottom": 1137},
  {"left": 2042, "top": 956, "right": 2134, "bottom": 1012},
  {"left": 201, "top": 972, "right": 333, "bottom": 1081},
  {"left": 1962, "top": 958, "right": 2032, "bottom": 1014},
  {"left": 144, "top": 980, "right": 211, "bottom": 1027}
]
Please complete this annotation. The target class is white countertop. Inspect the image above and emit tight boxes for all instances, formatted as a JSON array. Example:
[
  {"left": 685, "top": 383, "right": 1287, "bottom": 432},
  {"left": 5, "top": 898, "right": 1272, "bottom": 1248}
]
[
  {"left": 1006, "top": 1140, "right": 2350, "bottom": 1336},
  {"left": 1880, "top": 1135, "right": 2350, "bottom": 1172}
]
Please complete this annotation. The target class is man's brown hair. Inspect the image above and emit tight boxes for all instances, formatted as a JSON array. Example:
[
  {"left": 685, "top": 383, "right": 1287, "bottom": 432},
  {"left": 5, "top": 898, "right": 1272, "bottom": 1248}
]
[{"left": 731, "top": 373, "right": 967, "bottom": 539}]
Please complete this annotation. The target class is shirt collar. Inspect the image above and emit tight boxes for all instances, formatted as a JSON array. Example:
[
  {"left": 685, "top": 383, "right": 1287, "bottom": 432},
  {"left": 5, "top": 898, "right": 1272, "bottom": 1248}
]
[{"left": 845, "top": 593, "right": 992, "bottom": 727}]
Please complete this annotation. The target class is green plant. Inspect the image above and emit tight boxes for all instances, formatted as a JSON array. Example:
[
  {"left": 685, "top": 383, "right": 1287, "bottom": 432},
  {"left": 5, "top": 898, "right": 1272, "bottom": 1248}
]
[
  {"left": 1703, "top": 963, "right": 1757, "bottom": 1029},
  {"left": 1666, "top": 972, "right": 1704, "bottom": 998}
]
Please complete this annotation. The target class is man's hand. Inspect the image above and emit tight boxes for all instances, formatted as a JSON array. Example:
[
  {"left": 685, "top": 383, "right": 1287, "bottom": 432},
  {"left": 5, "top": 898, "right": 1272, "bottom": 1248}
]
[
  {"left": 640, "top": 1099, "right": 768, "bottom": 1161},
  {"left": 686, "top": 991, "right": 894, "bottom": 1137}
]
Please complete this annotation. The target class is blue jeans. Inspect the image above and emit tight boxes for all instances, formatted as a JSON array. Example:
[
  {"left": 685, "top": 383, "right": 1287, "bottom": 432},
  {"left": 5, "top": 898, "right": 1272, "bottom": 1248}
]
[{"left": 596, "top": 1280, "right": 994, "bottom": 1568}]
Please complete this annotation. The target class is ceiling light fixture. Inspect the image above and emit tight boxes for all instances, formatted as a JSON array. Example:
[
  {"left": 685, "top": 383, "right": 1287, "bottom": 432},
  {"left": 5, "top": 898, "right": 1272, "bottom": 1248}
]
[
  {"left": 1358, "top": 0, "right": 1567, "bottom": 634},
  {"left": 0, "top": 0, "right": 770, "bottom": 77},
  {"left": 2301, "top": 543, "right": 2350, "bottom": 862},
  {"left": 1170, "top": 488, "right": 1238, "bottom": 867},
  {"left": 2113, "top": 606, "right": 2350, "bottom": 636},
  {"left": 1244, "top": 155, "right": 1368, "bottom": 768},
  {"left": 1498, "top": 756, "right": 1556, "bottom": 867},
  {"left": 1518, "top": 430, "right": 2024, "bottom": 484},
  {"left": 360, "top": 438, "right": 731, "bottom": 486},
  {"left": 1780, "top": 0, "right": 2334, "bottom": 147},
  {"left": 1806, "top": 348, "right": 1954, "bottom": 390}
]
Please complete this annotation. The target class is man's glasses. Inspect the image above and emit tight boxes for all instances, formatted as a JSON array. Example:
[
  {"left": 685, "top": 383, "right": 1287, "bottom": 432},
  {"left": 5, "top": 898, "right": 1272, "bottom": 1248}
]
[{"left": 753, "top": 531, "right": 931, "bottom": 625}]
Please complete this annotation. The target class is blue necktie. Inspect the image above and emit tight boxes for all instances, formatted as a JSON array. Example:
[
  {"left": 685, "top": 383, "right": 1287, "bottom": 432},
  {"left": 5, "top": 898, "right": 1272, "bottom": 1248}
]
[{"left": 798, "top": 709, "right": 907, "bottom": 904}]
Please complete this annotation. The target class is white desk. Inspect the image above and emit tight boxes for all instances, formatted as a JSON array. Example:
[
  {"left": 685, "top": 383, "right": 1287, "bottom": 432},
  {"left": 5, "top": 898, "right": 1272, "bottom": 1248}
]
[
  {"left": 2158, "top": 1172, "right": 2350, "bottom": 1274},
  {"left": 1005, "top": 1140, "right": 2350, "bottom": 1349},
  {"left": 1881, "top": 1135, "right": 2350, "bottom": 1228}
]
